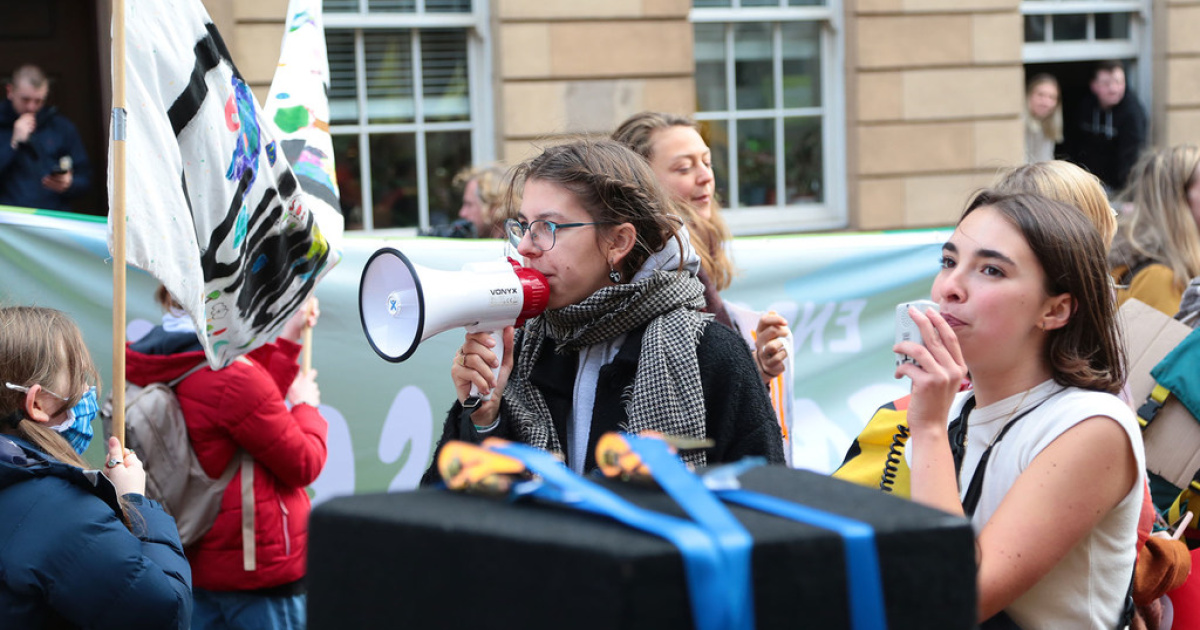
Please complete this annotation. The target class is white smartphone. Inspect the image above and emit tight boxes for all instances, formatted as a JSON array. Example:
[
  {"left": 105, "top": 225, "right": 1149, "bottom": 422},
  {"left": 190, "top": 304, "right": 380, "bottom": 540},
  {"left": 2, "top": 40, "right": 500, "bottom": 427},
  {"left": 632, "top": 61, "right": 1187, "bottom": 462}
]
[{"left": 894, "top": 300, "right": 939, "bottom": 366}]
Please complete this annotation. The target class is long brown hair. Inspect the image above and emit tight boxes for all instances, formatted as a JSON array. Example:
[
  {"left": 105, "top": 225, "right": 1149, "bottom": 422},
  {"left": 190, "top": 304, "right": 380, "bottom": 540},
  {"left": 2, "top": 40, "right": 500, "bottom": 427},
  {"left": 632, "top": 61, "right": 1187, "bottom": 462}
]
[
  {"left": 505, "top": 138, "right": 686, "bottom": 281},
  {"left": 0, "top": 306, "right": 98, "bottom": 467},
  {"left": 1110, "top": 144, "right": 1200, "bottom": 290},
  {"left": 963, "top": 192, "right": 1125, "bottom": 394},
  {"left": 612, "top": 111, "right": 735, "bottom": 290}
]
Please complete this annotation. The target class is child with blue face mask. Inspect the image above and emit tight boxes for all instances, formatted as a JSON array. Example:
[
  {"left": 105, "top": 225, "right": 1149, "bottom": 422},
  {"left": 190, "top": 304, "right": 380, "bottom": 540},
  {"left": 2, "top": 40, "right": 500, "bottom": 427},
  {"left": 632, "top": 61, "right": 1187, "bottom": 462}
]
[
  {"left": 2, "top": 383, "right": 98, "bottom": 454},
  {"left": 0, "top": 306, "right": 192, "bottom": 629}
]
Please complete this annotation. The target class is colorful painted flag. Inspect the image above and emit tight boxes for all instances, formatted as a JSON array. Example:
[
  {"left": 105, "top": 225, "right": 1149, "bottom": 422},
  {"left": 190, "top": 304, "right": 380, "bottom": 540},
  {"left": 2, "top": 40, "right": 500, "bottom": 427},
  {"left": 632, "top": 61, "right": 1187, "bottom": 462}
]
[
  {"left": 110, "top": 0, "right": 341, "bottom": 368},
  {"left": 263, "top": 0, "right": 343, "bottom": 245}
]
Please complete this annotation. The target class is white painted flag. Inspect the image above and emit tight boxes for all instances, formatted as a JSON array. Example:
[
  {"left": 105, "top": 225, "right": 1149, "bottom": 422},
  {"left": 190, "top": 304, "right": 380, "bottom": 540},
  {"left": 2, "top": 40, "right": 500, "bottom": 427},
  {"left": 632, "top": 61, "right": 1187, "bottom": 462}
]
[
  {"left": 263, "top": 0, "right": 344, "bottom": 246},
  {"left": 109, "top": 0, "right": 341, "bottom": 368}
]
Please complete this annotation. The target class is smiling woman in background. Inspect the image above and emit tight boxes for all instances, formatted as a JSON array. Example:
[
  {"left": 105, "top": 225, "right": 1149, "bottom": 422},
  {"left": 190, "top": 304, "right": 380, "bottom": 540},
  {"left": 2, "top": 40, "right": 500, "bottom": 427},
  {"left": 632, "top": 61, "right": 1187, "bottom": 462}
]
[{"left": 1024, "top": 74, "right": 1063, "bottom": 164}]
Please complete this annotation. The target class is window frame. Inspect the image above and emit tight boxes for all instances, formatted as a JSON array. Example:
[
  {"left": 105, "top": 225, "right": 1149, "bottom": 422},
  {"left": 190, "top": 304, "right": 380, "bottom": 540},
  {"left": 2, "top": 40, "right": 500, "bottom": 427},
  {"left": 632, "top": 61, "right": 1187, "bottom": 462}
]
[
  {"left": 1020, "top": 0, "right": 1151, "bottom": 111},
  {"left": 689, "top": 2, "right": 846, "bottom": 235},
  {"left": 325, "top": 0, "right": 494, "bottom": 232}
]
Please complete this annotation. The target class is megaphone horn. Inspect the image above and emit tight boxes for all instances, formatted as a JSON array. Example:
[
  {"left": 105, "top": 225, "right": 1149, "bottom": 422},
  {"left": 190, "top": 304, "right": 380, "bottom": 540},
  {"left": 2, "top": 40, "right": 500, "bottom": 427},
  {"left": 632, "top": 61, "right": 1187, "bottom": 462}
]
[{"left": 358, "top": 248, "right": 549, "bottom": 368}]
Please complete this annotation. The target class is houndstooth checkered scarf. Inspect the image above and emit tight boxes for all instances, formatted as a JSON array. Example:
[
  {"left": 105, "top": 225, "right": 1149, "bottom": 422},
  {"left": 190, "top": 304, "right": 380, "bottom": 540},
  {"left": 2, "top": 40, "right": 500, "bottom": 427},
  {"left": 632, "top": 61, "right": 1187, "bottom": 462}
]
[{"left": 505, "top": 269, "right": 712, "bottom": 468}]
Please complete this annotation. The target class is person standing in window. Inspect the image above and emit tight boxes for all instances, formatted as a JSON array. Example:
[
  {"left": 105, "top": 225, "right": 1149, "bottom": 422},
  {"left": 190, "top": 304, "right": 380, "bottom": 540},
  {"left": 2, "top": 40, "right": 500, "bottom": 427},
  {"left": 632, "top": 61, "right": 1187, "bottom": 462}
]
[
  {"left": 1063, "top": 60, "right": 1148, "bottom": 194},
  {"left": 1024, "top": 74, "right": 1062, "bottom": 164},
  {"left": 0, "top": 64, "right": 91, "bottom": 211}
]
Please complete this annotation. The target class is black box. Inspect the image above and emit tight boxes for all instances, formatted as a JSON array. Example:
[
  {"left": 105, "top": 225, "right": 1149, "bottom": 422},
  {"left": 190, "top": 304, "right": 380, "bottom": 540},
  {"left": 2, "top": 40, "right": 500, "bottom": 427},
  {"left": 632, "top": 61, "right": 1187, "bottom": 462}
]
[{"left": 308, "top": 466, "right": 976, "bottom": 629}]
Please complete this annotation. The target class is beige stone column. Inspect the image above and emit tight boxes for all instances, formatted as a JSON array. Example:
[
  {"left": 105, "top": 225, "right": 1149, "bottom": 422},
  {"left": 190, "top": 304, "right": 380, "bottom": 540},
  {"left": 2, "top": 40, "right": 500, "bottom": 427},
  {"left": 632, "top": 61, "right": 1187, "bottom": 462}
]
[
  {"left": 1162, "top": 0, "right": 1200, "bottom": 144},
  {"left": 848, "top": 0, "right": 1024, "bottom": 230},
  {"left": 496, "top": 0, "right": 697, "bottom": 163},
  {"left": 202, "top": 0, "right": 288, "bottom": 105}
]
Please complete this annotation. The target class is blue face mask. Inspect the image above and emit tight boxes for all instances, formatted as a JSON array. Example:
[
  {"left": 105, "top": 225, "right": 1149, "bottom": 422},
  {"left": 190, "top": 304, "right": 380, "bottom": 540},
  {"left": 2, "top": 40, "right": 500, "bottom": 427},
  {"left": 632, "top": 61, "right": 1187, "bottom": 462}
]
[{"left": 50, "top": 387, "right": 97, "bottom": 455}]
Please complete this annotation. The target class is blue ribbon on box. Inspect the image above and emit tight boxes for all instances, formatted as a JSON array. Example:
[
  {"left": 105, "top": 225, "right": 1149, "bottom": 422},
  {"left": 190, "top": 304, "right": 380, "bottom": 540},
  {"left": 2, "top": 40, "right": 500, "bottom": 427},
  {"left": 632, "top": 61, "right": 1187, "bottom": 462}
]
[
  {"left": 704, "top": 458, "right": 888, "bottom": 630},
  {"left": 483, "top": 441, "right": 738, "bottom": 630},
  {"left": 615, "top": 435, "right": 756, "bottom": 630}
]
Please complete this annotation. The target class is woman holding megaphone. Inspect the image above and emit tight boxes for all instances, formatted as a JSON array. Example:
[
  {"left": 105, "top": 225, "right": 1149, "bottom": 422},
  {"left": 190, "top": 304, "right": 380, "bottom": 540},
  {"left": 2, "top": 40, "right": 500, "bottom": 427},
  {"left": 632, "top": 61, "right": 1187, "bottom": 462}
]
[{"left": 421, "top": 139, "right": 783, "bottom": 482}]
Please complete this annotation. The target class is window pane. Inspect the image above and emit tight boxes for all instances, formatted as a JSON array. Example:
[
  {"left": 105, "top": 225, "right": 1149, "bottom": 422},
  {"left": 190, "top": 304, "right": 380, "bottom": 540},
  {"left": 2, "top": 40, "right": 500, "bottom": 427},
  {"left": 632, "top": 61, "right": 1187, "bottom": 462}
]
[
  {"left": 788, "top": 0, "right": 826, "bottom": 5},
  {"left": 332, "top": 135, "right": 364, "bottom": 229},
  {"left": 1051, "top": 14, "right": 1087, "bottom": 41},
  {"left": 324, "top": 0, "right": 358, "bottom": 12},
  {"left": 422, "top": 30, "right": 470, "bottom": 122},
  {"left": 734, "top": 23, "right": 773, "bottom": 110},
  {"left": 368, "top": 0, "right": 416, "bottom": 11},
  {"left": 693, "top": 0, "right": 732, "bottom": 7},
  {"left": 425, "top": 131, "right": 473, "bottom": 228},
  {"left": 785, "top": 116, "right": 822, "bottom": 203},
  {"left": 327, "top": 31, "right": 358, "bottom": 123},
  {"left": 1024, "top": 15, "right": 1046, "bottom": 42},
  {"left": 695, "top": 24, "right": 727, "bottom": 112},
  {"left": 427, "top": 0, "right": 472, "bottom": 11},
  {"left": 1095, "top": 13, "right": 1130, "bottom": 40},
  {"left": 738, "top": 119, "right": 775, "bottom": 206},
  {"left": 365, "top": 31, "right": 415, "bottom": 123},
  {"left": 369, "top": 133, "right": 419, "bottom": 229},
  {"left": 698, "top": 119, "right": 730, "bottom": 205},
  {"left": 782, "top": 22, "right": 820, "bottom": 109},
  {"left": 742, "top": 0, "right": 781, "bottom": 6}
]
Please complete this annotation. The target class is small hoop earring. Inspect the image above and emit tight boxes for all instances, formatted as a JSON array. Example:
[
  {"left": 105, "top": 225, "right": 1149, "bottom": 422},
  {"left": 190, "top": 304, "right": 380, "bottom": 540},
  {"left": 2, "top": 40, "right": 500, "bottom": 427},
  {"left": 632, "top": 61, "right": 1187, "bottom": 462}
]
[{"left": 608, "top": 262, "right": 622, "bottom": 284}]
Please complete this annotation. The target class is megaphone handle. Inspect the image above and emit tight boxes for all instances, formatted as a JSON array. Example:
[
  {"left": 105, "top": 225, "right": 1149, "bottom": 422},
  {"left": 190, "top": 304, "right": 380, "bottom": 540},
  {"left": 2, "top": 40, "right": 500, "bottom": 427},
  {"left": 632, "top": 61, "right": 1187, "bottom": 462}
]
[{"left": 466, "top": 330, "right": 504, "bottom": 404}]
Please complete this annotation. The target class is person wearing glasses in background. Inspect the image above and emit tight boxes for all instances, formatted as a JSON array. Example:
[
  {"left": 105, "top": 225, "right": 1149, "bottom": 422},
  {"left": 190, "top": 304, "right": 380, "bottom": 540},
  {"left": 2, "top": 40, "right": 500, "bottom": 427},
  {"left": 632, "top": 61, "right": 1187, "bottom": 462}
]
[{"left": 420, "top": 139, "right": 783, "bottom": 483}]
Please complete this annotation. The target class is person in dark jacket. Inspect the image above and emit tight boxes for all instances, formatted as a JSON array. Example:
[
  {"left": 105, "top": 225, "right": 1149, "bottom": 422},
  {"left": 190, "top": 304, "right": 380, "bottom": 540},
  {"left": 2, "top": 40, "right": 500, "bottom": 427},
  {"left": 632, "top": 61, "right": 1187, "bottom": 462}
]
[
  {"left": 0, "top": 64, "right": 91, "bottom": 211},
  {"left": 422, "top": 139, "right": 783, "bottom": 484},
  {"left": 1063, "top": 59, "right": 1148, "bottom": 194},
  {"left": 126, "top": 288, "right": 327, "bottom": 630},
  {"left": 0, "top": 306, "right": 192, "bottom": 630}
]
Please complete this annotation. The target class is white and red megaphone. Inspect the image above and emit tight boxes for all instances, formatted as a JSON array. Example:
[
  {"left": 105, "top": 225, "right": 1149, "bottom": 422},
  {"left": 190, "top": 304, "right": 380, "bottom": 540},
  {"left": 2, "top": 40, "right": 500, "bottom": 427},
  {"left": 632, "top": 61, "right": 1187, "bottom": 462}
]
[{"left": 359, "top": 248, "right": 549, "bottom": 400}]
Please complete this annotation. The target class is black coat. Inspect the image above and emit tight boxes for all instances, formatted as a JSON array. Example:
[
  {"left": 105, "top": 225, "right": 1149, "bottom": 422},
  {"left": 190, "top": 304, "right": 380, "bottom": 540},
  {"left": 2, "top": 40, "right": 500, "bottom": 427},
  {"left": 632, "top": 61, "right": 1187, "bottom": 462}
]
[
  {"left": 422, "top": 320, "right": 784, "bottom": 484},
  {"left": 1063, "top": 90, "right": 1147, "bottom": 193}
]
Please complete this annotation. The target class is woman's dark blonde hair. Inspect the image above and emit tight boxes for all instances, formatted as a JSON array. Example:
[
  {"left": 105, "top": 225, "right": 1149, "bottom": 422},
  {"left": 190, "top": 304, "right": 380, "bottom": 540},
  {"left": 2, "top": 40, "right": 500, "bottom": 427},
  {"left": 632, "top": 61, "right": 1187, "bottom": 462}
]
[
  {"left": 963, "top": 191, "right": 1125, "bottom": 394},
  {"left": 612, "top": 111, "right": 735, "bottom": 290},
  {"left": 505, "top": 138, "right": 686, "bottom": 281},
  {"left": 1110, "top": 144, "right": 1200, "bottom": 291},
  {"left": 453, "top": 163, "right": 509, "bottom": 238},
  {"left": 992, "top": 160, "right": 1116, "bottom": 247},
  {"left": 0, "top": 306, "right": 99, "bottom": 468}
]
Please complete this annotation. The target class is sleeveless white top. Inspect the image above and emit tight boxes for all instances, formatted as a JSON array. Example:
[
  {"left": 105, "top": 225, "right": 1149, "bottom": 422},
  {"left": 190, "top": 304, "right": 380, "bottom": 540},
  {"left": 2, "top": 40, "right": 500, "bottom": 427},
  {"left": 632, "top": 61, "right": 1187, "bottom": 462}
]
[{"left": 949, "top": 380, "right": 1145, "bottom": 629}]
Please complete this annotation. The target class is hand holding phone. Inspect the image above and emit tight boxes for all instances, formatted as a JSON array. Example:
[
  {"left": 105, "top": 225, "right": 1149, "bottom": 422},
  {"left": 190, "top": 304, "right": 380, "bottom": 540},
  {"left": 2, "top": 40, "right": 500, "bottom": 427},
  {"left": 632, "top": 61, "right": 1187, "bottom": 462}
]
[
  {"left": 50, "top": 155, "right": 72, "bottom": 175},
  {"left": 894, "top": 300, "right": 939, "bottom": 367}
]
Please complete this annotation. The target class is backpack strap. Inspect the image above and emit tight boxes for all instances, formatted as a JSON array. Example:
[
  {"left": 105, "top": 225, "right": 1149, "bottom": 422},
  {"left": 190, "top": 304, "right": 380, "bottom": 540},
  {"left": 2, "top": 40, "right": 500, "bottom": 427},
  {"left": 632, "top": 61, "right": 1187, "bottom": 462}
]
[
  {"left": 1136, "top": 384, "right": 1171, "bottom": 429},
  {"left": 166, "top": 357, "right": 257, "bottom": 570},
  {"left": 240, "top": 451, "right": 256, "bottom": 571},
  {"left": 1116, "top": 258, "right": 1159, "bottom": 289},
  {"left": 167, "top": 361, "right": 210, "bottom": 388}
]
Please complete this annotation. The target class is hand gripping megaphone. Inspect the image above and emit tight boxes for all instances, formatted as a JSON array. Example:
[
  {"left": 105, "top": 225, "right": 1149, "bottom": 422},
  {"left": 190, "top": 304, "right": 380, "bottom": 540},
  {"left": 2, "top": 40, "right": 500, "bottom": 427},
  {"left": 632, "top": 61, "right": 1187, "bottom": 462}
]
[{"left": 358, "top": 248, "right": 549, "bottom": 401}]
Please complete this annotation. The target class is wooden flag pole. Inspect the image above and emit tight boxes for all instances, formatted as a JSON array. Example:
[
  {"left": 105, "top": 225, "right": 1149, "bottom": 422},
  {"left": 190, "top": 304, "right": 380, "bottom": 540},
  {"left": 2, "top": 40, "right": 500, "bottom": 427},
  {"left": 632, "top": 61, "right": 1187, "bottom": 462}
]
[
  {"left": 302, "top": 325, "right": 313, "bottom": 374},
  {"left": 111, "top": 0, "right": 128, "bottom": 446}
]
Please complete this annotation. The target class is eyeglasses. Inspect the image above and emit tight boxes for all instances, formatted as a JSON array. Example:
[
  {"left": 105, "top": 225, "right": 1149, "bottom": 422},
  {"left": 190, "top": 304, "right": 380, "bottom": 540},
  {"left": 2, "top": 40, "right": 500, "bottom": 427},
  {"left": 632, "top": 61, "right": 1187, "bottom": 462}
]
[
  {"left": 5, "top": 381, "right": 73, "bottom": 416},
  {"left": 5, "top": 382, "right": 70, "bottom": 402},
  {"left": 505, "top": 218, "right": 613, "bottom": 252}
]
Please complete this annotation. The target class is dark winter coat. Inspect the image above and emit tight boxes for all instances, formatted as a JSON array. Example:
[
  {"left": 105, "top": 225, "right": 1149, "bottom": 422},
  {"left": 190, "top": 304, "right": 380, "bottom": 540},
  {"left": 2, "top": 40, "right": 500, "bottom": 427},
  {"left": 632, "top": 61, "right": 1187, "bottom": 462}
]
[
  {"left": 0, "top": 434, "right": 192, "bottom": 629},
  {"left": 422, "top": 320, "right": 784, "bottom": 484},
  {"left": 0, "top": 99, "right": 91, "bottom": 211},
  {"left": 1064, "top": 90, "right": 1148, "bottom": 193}
]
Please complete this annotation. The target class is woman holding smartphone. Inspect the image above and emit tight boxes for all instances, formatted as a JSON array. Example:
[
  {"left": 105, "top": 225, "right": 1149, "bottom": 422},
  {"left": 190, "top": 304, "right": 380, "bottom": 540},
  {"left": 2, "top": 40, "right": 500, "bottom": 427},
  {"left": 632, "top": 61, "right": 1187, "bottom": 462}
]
[{"left": 898, "top": 191, "right": 1143, "bottom": 627}]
